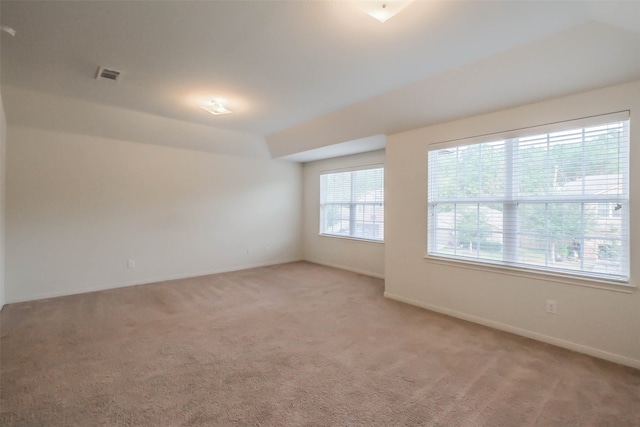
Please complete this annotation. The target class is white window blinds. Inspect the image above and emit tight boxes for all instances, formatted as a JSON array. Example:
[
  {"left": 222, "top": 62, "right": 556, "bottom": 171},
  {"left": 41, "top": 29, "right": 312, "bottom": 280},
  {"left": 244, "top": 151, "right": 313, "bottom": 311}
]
[
  {"left": 427, "top": 112, "right": 630, "bottom": 282},
  {"left": 320, "top": 166, "right": 384, "bottom": 241}
]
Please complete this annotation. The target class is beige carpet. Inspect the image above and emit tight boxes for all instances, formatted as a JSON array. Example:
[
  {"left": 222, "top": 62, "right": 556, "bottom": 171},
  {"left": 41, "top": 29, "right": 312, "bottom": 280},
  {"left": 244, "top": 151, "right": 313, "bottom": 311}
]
[{"left": 1, "top": 262, "right": 639, "bottom": 426}]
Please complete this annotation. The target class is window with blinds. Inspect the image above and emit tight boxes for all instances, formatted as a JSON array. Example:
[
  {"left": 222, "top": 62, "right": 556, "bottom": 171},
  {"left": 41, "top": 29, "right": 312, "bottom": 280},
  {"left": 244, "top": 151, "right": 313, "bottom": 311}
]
[
  {"left": 427, "top": 112, "right": 630, "bottom": 283},
  {"left": 320, "top": 166, "right": 384, "bottom": 241}
]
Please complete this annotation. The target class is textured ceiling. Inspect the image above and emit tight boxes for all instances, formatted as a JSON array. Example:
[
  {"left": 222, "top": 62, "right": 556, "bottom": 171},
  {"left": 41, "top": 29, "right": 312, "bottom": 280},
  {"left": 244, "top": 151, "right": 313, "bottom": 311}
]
[{"left": 1, "top": 1, "right": 639, "bottom": 161}]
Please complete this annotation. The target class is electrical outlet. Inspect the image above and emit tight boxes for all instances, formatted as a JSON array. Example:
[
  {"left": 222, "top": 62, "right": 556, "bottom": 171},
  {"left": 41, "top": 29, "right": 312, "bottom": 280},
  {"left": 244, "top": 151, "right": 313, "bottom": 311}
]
[
  {"left": 127, "top": 259, "right": 135, "bottom": 269},
  {"left": 546, "top": 299, "right": 557, "bottom": 314}
]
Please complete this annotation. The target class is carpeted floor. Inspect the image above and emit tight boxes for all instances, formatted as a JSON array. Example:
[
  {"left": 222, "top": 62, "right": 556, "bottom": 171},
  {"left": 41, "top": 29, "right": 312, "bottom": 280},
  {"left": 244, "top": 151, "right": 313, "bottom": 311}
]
[{"left": 1, "top": 261, "right": 639, "bottom": 426}]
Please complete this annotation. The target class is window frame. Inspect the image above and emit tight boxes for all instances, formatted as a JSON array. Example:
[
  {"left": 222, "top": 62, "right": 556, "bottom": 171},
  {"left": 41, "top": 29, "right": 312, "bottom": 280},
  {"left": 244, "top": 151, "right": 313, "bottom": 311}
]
[
  {"left": 319, "top": 165, "right": 385, "bottom": 242},
  {"left": 426, "top": 111, "right": 631, "bottom": 286}
]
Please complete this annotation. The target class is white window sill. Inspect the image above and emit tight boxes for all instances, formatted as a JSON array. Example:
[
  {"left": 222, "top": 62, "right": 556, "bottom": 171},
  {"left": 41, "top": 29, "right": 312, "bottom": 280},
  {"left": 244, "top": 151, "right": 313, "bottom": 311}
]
[
  {"left": 423, "top": 254, "right": 635, "bottom": 294},
  {"left": 319, "top": 234, "right": 384, "bottom": 244}
]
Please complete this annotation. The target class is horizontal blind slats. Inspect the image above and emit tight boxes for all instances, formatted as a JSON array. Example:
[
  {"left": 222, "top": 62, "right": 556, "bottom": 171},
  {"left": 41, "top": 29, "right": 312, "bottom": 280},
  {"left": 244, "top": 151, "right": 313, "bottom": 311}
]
[
  {"left": 320, "top": 167, "right": 384, "bottom": 241},
  {"left": 427, "top": 117, "right": 629, "bottom": 282}
]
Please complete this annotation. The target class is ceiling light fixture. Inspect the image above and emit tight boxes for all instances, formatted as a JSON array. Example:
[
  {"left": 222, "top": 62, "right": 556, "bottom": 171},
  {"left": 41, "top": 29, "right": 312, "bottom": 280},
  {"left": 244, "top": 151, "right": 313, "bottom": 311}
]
[
  {"left": 1, "top": 25, "right": 16, "bottom": 36},
  {"left": 200, "top": 101, "right": 232, "bottom": 116},
  {"left": 355, "top": 0, "right": 414, "bottom": 23}
]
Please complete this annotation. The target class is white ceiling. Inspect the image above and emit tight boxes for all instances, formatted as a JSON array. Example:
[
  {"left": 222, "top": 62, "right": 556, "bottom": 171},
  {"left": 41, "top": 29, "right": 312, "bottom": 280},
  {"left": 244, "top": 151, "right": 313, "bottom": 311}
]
[{"left": 1, "top": 1, "right": 639, "bottom": 162}]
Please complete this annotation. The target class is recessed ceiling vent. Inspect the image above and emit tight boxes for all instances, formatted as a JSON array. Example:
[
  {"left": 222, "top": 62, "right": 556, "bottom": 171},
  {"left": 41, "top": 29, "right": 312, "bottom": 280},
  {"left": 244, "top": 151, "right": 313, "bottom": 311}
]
[{"left": 96, "top": 67, "right": 122, "bottom": 83}]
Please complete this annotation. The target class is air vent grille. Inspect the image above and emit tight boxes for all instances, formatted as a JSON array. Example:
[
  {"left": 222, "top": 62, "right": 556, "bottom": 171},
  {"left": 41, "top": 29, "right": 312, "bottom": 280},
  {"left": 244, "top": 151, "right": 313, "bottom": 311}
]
[{"left": 96, "top": 67, "right": 122, "bottom": 82}]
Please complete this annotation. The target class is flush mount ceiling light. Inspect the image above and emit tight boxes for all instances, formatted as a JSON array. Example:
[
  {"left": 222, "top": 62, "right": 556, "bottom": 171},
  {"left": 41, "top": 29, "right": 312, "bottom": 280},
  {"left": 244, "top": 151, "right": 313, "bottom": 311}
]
[
  {"left": 1, "top": 25, "right": 16, "bottom": 36},
  {"left": 200, "top": 101, "right": 232, "bottom": 116},
  {"left": 355, "top": 0, "right": 415, "bottom": 23}
]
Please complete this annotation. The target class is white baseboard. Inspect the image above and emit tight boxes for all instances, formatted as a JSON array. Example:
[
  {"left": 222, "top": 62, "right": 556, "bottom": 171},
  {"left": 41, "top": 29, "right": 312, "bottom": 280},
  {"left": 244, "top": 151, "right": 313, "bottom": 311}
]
[
  {"left": 384, "top": 291, "right": 640, "bottom": 370},
  {"left": 6, "top": 258, "right": 303, "bottom": 304},
  {"left": 306, "top": 260, "right": 385, "bottom": 279}
]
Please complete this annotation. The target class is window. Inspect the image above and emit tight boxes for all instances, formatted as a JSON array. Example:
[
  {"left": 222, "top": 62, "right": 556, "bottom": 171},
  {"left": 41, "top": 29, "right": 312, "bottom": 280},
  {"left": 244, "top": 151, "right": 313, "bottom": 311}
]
[
  {"left": 427, "top": 112, "right": 630, "bottom": 282},
  {"left": 320, "top": 166, "right": 384, "bottom": 241}
]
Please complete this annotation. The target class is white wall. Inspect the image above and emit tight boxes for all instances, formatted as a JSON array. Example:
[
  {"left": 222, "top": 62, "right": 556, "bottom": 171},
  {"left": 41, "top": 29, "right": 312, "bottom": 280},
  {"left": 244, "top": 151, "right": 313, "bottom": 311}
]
[
  {"left": 0, "top": 96, "right": 6, "bottom": 310},
  {"left": 3, "top": 86, "right": 269, "bottom": 159},
  {"left": 303, "top": 150, "right": 385, "bottom": 278},
  {"left": 384, "top": 80, "right": 640, "bottom": 369},
  {"left": 5, "top": 126, "right": 302, "bottom": 303}
]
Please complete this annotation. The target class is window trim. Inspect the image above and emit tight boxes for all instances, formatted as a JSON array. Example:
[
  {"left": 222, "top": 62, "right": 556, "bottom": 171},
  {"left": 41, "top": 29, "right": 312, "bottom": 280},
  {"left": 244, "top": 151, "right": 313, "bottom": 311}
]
[
  {"left": 426, "top": 111, "right": 631, "bottom": 285},
  {"left": 318, "top": 233, "right": 385, "bottom": 245},
  {"left": 423, "top": 253, "right": 635, "bottom": 293}
]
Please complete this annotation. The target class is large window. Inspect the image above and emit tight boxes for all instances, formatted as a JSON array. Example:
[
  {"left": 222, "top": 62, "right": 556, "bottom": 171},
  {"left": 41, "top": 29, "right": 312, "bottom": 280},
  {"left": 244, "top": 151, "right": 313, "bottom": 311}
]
[
  {"left": 427, "top": 112, "right": 630, "bottom": 282},
  {"left": 320, "top": 166, "right": 384, "bottom": 241}
]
